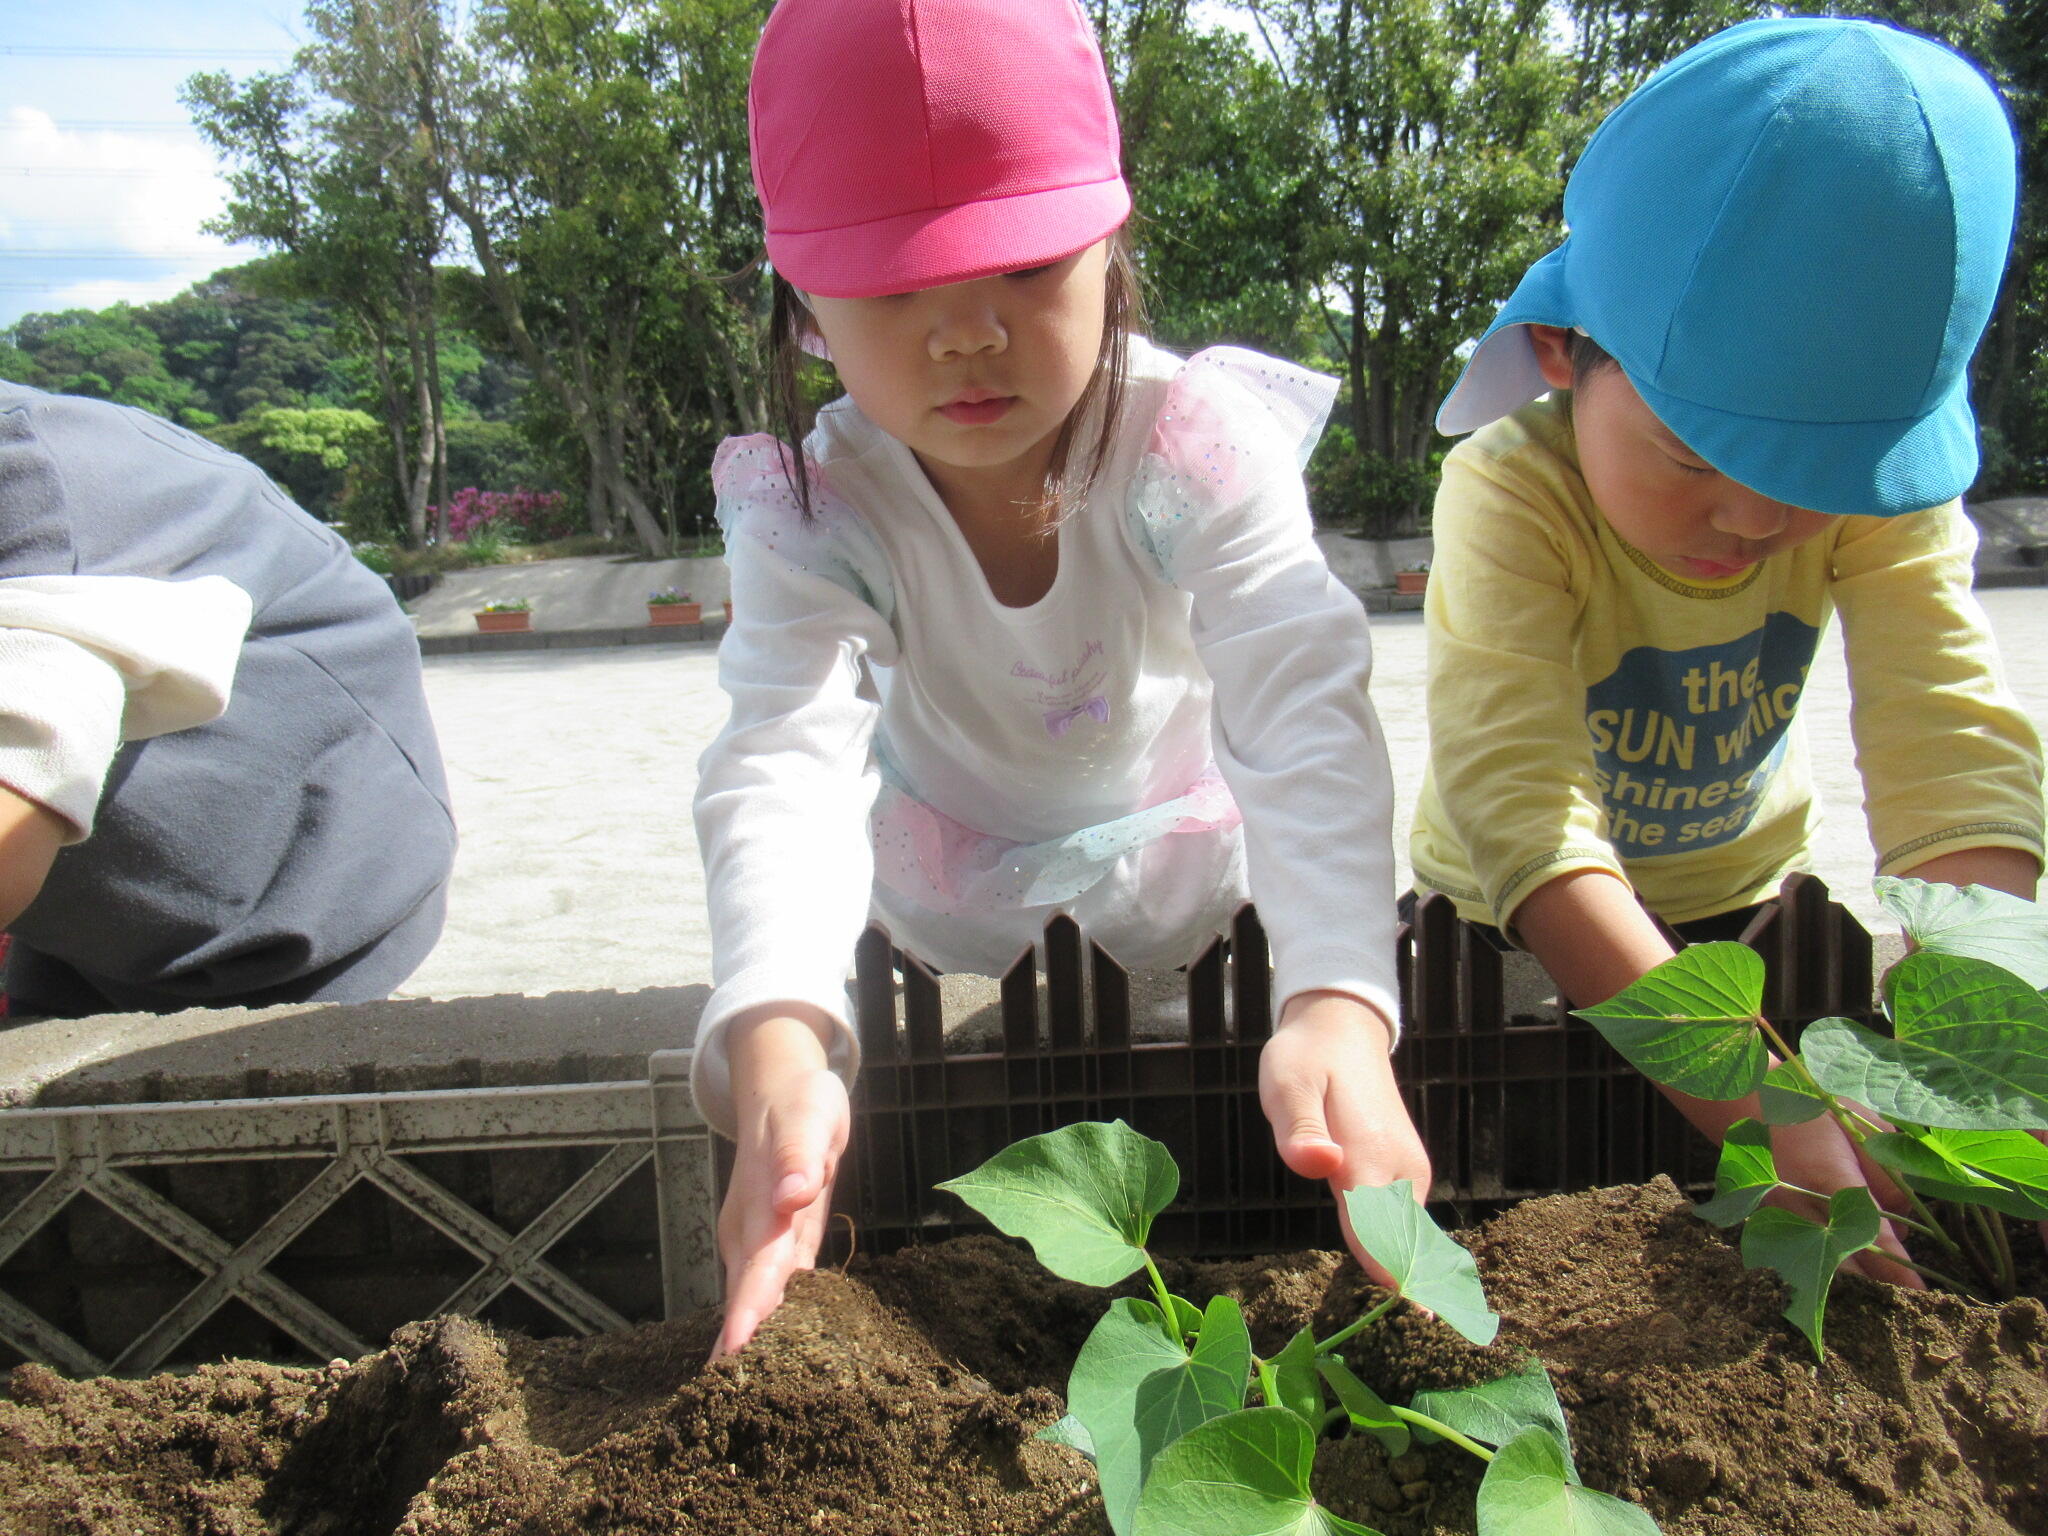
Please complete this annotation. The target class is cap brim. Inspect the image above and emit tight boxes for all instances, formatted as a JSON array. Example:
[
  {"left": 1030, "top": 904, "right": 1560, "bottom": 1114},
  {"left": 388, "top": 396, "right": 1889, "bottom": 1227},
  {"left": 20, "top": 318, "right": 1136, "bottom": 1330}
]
[
  {"left": 1633, "top": 364, "right": 1980, "bottom": 518},
  {"left": 768, "top": 177, "right": 1132, "bottom": 299},
  {"left": 1435, "top": 243, "right": 1576, "bottom": 436}
]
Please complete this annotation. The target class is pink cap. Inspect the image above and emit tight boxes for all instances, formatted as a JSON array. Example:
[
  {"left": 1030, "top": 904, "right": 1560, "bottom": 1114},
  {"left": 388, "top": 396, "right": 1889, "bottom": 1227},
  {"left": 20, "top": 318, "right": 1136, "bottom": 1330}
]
[{"left": 749, "top": 0, "right": 1131, "bottom": 299}]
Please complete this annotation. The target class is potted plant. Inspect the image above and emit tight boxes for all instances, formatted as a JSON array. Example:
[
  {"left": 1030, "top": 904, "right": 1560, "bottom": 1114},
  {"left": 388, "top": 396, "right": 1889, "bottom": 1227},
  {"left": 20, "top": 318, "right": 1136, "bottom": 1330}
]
[
  {"left": 473, "top": 598, "right": 532, "bottom": 633},
  {"left": 1395, "top": 561, "right": 1430, "bottom": 596},
  {"left": 647, "top": 587, "right": 702, "bottom": 626}
]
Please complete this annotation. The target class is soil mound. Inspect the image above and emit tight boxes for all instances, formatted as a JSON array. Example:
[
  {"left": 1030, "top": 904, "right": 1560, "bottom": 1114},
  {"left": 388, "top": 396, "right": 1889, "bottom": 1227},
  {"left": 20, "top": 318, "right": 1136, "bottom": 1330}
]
[{"left": 2, "top": 1178, "right": 2042, "bottom": 1536}]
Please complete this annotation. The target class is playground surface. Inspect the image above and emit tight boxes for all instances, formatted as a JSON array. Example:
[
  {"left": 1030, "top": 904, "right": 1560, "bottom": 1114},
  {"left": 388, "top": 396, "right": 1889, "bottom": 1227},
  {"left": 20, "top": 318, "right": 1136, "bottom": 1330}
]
[{"left": 397, "top": 588, "right": 2048, "bottom": 1000}]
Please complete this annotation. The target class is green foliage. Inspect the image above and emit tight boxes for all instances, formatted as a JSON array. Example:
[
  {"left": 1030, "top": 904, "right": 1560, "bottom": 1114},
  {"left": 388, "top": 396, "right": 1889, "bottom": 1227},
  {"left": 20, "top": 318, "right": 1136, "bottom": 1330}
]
[
  {"left": 1803, "top": 954, "right": 2048, "bottom": 1131},
  {"left": 937, "top": 1120, "right": 1178, "bottom": 1287},
  {"left": 1409, "top": 1358, "right": 1578, "bottom": 1479},
  {"left": 1132, "top": 1409, "right": 1382, "bottom": 1536},
  {"left": 938, "top": 1123, "right": 1660, "bottom": 1535},
  {"left": 1575, "top": 878, "right": 2048, "bottom": 1353},
  {"left": 1339, "top": 1182, "right": 1499, "bottom": 1344},
  {"left": 1269, "top": 1327, "right": 1325, "bottom": 1433},
  {"left": 1574, "top": 942, "right": 1770, "bottom": 1101},
  {"left": 1875, "top": 877, "right": 2048, "bottom": 989},
  {"left": 1739, "top": 1187, "right": 1883, "bottom": 1358},
  {"left": 1315, "top": 1356, "right": 1409, "bottom": 1456},
  {"left": 1691, "top": 1118, "right": 1778, "bottom": 1228},
  {"left": 1758, "top": 1061, "right": 1828, "bottom": 1125},
  {"left": 1306, "top": 422, "right": 1444, "bottom": 538},
  {"left": 1475, "top": 1428, "right": 1661, "bottom": 1536},
  {"left": 1069, "top": 1296, "right": 1250, "bottom": 1535}
]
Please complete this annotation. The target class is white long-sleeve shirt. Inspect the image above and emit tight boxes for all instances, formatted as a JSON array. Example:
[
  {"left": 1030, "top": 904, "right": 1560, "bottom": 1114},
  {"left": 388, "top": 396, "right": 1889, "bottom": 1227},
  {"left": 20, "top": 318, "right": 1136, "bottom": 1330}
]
[{"left": 690, "top": 340, "right": 1398, "bottom": 1136}]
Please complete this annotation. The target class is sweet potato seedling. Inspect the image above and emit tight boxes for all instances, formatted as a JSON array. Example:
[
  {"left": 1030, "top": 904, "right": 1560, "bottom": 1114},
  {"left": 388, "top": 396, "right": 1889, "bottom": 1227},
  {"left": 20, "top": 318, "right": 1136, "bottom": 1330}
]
[
  {"left": 938, "top": 1120, "right": 1660, "bottom": 1536},
  {"left": 1576, "top": 878, "right": 2048, "bottom": 1356}
]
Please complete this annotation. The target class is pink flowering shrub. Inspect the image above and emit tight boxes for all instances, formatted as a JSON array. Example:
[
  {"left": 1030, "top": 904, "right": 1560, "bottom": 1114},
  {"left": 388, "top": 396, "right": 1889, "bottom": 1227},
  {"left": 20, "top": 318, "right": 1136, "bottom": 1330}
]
[{"left": 435, "top": 487, "right": 576, "bottom": 543}]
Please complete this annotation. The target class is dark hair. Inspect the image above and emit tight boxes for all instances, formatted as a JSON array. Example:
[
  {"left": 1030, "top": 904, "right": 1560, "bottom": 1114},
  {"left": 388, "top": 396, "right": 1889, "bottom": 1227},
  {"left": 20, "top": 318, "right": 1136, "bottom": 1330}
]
[
  {"left": 764, "top": 228, "right": 1147, "bottom": 523},
  {"left": 1568, "top": 329, "right": 1619, "bottom": 388}
]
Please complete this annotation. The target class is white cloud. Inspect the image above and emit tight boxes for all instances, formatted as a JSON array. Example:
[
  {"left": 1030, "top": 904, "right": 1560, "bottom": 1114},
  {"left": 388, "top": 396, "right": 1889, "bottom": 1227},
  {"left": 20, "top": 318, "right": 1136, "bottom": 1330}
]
[{"left": 0, "top": 106, "right": 265, "bottom": 324}]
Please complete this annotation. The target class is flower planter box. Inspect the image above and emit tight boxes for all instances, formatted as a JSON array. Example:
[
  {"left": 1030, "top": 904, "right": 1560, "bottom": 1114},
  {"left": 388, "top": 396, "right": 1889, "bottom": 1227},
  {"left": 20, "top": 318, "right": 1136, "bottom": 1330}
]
[
  {"left": 647, "top": 603, "right": 702, "bottom": 626},
  {"left": 1395, "top": 570, "right": 1429, "bottom": 595},
  {"left": 473, "top": 611, "right": 532, "bottom": 633}
]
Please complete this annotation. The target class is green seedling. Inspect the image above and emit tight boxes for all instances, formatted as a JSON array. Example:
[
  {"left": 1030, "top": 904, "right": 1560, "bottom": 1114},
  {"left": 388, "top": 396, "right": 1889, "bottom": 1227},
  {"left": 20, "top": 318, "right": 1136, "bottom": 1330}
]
[
  {"left": 938, "top": 1120, "right": 1660, "bottom": 1536},
  {"left": 1576, "top": 877, "right": 2048, "bottom": 1356}
]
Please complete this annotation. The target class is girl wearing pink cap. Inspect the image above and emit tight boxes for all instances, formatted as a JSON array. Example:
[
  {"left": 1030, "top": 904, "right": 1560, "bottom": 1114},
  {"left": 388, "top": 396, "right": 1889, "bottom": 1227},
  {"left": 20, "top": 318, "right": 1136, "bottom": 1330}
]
[{"left": 696, "top": 0, "right": 1422, "bottom": 1354}]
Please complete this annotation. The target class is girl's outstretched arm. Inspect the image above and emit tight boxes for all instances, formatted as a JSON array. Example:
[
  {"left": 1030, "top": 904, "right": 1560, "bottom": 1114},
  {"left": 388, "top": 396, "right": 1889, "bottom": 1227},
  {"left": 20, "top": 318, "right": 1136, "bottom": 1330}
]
[{"left": 713, "top": 1005, "right": 851, "bottom": 1358}]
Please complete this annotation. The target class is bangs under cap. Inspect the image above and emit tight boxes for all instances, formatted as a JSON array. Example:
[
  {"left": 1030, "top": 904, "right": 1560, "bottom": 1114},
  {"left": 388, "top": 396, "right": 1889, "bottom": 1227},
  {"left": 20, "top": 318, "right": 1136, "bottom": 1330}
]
[
  {"left": 1434, "top": 16, "right": 2018, "bottom": 517},
  {"left": 749, "top": 0, "right": 1131, "bottom": 298}
]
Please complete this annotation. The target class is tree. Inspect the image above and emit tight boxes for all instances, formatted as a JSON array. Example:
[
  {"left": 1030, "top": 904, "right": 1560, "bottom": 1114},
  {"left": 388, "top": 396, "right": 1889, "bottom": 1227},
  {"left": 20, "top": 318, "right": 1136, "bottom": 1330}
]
[
  {"left": 6, "top": 306, "right": 203, "bottom": 424},
  {"left": 186, "top": 0, "right": 458, "bottom": 548},
  {"left": 1240, "top": 0, "right": 1584, "bottom": 532},
  {"left": 427, "top": 0, "right": 769, "bottom": 553}
]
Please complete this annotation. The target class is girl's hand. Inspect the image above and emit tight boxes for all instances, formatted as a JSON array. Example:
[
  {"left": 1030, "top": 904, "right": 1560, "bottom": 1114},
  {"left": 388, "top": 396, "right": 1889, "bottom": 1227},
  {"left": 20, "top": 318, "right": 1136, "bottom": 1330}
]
[
  {"left": 712, "top": 1008, "right": 850, "bottom": 1358},
  {"left": 1260, "top": 990, "right": 1431, "bottom": 1290}
]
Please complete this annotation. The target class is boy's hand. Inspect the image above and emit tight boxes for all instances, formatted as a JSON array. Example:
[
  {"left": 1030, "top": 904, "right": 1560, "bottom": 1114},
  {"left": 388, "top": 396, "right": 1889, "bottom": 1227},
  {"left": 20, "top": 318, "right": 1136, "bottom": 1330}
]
[
  {"left": 712, "top": 1008, "right": 849, "bottom": 1358},
  {"left": 1260, "top": 989, "right": 1430, "bottom": 1290}
]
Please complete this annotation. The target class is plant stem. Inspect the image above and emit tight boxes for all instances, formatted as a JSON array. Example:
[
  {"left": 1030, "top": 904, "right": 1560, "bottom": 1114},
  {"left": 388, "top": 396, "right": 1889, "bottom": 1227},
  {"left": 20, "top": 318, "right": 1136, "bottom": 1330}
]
[
  {"left": 1254, "top": 1357, "right": 1280, "bottom": 1409},
  {"left": 1889, "top": 1253, "right": 1985, "bottom": 1295},
  {"left": 1316, "top": 1294, "right": 1398, "bottom": 1355},
  {"left": 1141, "top": 1254, "right": 1178, "bottom": 1340},
  {"left": 1321, "top": 1406, "right": 1349, "bottom": 1434},
  {"left": 1389, "top": 1405, "right": 1494, "bottom": 1464},
  {"left": 1748, "top": 1018, "right": 1964, "bottom": 1257},
  {"left": 1969, "top": 1203, "right": 2018, "bottom": 1298}
]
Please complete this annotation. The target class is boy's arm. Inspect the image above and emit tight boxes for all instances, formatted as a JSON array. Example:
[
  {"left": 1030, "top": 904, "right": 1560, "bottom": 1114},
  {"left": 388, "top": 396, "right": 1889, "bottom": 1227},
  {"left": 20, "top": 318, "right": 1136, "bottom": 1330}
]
[
  {"left": 1896, "top": 845, "right": 2038, "bottom": 901},
  {"left": 1513, "top": 866, "right": 1921, "bottom": 1284},
  {"left": 1833, "top": 504, "right": 2044, "bottom": 879},
  {"left": 0, "top": 783, "right": 67, "bottom": 928}
]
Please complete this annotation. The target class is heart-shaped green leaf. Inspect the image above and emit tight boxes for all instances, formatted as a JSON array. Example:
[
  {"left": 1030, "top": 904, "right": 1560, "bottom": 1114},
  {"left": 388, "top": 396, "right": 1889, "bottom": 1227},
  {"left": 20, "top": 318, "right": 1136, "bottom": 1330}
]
[
  {"left": 1574, "top": 943, "right": 1769, "bottom": 1100},
  {"left": 1739, "top": 1186, "right": 1882, "bottom": 1359},
  {"left": 1476, "top": 1427, "right": 1661, "bottom": 1535},
  {"left": 1801, "top": 953, "right": 2048, "bottom": 1131},
  {"left": 1758, "top": 1062, "right": 1828, "bottom": 1125},
  {"left": 1876, "top": 878, "right": 2048, "bottom": 989},
  {"left": 1316, "top": 1356, "right": 1410, "bottom": 1456},
  {"left": 1132, "top": 1408, "right": 1387, "bottom": 1536},
  {"left": 1341, "top": 1182, "right": 1499, "bottom": 1345},
  {"left": 1410, "top": 1358, "right": 1578, "bottom": 1480},
  {"left": 938, "top": 1120, "right": 1178, "bottom": 1285},
  {"left": 1069, "top": 1296, "right": 1251, "bottom": 1536},
  {"left": 1269, "top": 1327, "right": 1323, "bottom": 1431},
  {"left": 1692, "top": 1119, "right": 1779, "bottom": 1228}
]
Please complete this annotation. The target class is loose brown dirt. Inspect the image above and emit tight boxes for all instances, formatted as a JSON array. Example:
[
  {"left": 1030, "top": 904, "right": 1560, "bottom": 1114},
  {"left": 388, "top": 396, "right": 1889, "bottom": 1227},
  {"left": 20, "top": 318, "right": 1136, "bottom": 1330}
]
[{"left": 4, "top": 1178, "right": 2044, "bottom": 1536}]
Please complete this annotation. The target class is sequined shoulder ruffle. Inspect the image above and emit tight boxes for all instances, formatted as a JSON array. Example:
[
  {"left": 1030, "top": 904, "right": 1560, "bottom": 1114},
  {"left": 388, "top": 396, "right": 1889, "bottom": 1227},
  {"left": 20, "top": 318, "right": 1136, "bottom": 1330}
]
[{"left": 1126, "top": 348, "right": 1339, "bottom": 582}]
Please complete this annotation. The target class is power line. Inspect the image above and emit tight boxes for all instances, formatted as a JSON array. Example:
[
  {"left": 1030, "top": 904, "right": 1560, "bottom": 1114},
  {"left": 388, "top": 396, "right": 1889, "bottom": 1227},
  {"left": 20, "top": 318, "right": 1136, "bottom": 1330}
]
[
  {"left": 0, "top": 251, "right": 231, "bottom": 260},
  {"left": 0, "top": 122, "right": 201, "bottom": 134},
  {"left": 0, "top": 45, "right": 290, "bottom": 61},
  {"left": 0, "top": 168, "right": 221, "bottom": 178}
]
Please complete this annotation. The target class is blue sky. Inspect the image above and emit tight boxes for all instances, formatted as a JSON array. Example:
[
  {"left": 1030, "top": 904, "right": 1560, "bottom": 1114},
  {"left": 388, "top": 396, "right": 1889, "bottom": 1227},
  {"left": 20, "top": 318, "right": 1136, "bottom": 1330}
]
[{"left": 0, "top": 0, "right": 308, "bottom": 329}]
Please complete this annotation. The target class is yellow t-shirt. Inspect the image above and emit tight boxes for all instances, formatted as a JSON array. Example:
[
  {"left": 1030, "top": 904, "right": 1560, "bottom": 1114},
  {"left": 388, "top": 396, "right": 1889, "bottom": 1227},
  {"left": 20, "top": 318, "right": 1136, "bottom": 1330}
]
[{"left": 1411, "top": 397, "right": 2044, "bottom": 929}]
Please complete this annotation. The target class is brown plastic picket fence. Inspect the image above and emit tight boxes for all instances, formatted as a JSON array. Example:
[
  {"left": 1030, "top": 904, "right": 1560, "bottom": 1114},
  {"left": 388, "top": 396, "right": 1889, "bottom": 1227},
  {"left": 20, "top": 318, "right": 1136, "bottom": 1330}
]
[{"left": 830, "top": 873, "right": 1880, "bottom": 1258}]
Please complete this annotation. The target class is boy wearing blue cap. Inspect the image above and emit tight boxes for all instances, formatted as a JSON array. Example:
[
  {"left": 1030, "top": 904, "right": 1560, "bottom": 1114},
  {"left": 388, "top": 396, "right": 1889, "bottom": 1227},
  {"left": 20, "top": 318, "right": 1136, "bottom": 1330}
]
[{"left": 1413, "top": 17, "right": 2044, "bottom": 1268}]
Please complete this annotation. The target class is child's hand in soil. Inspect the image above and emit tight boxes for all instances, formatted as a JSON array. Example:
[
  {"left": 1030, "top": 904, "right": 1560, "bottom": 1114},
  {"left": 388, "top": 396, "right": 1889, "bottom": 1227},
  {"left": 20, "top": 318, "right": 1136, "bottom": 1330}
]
[
  {"left": 714, "top": 1007, "right": 850, "bottom": 1358},
  {"left": 1766, "top": 1112, "right": 1924, "bottom": 1288},
  {"left": 1260, "top": 990, "right": 1431, "bottom": 1291}
]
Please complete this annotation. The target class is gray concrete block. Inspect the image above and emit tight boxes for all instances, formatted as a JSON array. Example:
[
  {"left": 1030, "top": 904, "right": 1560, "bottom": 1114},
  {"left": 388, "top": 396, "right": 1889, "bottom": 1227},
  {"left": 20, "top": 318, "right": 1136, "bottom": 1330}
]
[{"left": 0, "top": 986, "right": 711, "bottom": 1110}]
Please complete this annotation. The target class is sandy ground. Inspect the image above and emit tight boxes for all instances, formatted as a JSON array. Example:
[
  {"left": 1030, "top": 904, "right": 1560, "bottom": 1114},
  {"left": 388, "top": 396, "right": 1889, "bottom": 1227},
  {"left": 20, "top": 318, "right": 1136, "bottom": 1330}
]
[{"left": 397, "top": 588, "right": 2048, "bottom": 999}]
